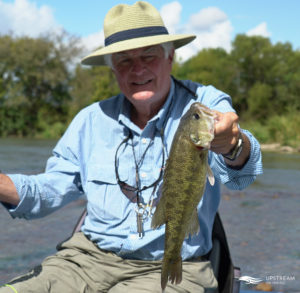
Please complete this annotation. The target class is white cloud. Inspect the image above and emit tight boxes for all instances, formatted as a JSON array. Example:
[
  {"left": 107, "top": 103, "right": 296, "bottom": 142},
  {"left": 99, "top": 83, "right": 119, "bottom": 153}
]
[
  {"left": 160, "top": 4, "right": 233, "bottom": 62},
  {"left": 186, "top": 7, "right": 228, "bottom": 32},
  {"left": 160, "top": 1, "right": 182, "bottom": 34},
  {"left": 246, "top": 22, "right": 271, "bottom": 38},
  {"left": 80, "top": 30, "right": 104, "bottom": 56},
  {"left": 0, "top": 0, "right": 233, "bottom": 64},
  {"left": 0, "top": 0, "right": 62, "bottom": 37}
]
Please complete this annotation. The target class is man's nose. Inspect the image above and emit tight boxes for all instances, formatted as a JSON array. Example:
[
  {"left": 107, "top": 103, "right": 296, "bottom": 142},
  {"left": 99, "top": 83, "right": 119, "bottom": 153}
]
[{"left": 131, "top": 58, "right": 145, "bottom": 74}]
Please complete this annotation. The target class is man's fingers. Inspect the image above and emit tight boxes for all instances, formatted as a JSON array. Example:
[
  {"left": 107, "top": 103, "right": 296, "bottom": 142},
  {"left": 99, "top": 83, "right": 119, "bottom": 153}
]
[{"left": 210, "top": 111, "right": 240, "bottom": 154}]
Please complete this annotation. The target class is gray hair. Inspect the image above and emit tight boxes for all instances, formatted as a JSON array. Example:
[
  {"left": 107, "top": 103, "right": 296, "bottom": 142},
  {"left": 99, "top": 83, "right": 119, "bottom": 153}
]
[{"left": 104, "top": 42, "right": 174, "bottom": 68}]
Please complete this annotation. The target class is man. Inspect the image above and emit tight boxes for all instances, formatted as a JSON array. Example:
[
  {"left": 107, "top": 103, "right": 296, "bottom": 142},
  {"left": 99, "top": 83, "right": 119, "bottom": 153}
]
[{"left": 0, "top": 1, "right": 263, "bottom": 292}]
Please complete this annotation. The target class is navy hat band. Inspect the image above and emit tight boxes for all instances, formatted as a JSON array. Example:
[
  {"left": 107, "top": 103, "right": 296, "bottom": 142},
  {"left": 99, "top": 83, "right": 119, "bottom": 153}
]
[{"left": 105, "top": 26, "right": 169, "bottom": 46}]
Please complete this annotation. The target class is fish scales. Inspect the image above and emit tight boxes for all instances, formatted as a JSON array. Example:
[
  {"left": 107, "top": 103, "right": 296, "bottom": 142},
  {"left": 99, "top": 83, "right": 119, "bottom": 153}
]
[{"left": 151, "top": 102, "right": 215, "bottom": 291}]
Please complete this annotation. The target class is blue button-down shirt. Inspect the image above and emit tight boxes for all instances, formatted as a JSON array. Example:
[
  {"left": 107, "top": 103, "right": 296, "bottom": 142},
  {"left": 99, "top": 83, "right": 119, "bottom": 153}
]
[{"left": 7, "top": 78, "right": 263, "bottom": 261}]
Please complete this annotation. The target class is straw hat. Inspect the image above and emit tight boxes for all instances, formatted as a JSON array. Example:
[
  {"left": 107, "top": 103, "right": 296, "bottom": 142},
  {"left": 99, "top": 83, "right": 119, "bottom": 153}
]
[{"left": 81, "top": 1, "right": 196, "bottom": 66}]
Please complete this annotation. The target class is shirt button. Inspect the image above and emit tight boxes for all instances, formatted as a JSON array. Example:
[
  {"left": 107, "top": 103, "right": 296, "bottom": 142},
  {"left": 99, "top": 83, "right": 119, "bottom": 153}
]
[
  {"left": 141, "top": 172, "right": 147, "bottom": 178},
  {"left": 141, "top": 138, "right": 147, "bottom": 144}
]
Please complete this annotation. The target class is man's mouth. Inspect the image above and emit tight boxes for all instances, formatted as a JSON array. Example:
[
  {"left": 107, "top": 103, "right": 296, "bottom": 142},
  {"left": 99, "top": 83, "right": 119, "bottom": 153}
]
[{"left": 132, "top": 79, "right": 152, "bottom": 86}]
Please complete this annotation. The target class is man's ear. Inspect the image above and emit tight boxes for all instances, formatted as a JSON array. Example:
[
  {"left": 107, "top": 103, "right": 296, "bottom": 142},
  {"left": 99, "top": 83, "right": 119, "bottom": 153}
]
[{"left": 168, "top": 48, "right": 175, "bottom": 64}]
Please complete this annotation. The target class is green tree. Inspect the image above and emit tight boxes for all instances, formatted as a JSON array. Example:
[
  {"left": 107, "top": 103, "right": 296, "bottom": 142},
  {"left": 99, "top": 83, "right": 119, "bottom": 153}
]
[
  {"left": 230, "top": 35, "right": 272, "bottom": 114},
  {"left": 70, "top": 65, "right": 119, "bottom": 117},
  {"left": 176, "top": 48, "right": 236, "bottom": 94},
  {"left": 231, "top": 35, "right": 300, "bottom": 117},
  {"left": 247, "top": 82, "right": 272, "bottom": 120},
  {"left": 0, "top": 33, "right": 82, "bottom": 137}
]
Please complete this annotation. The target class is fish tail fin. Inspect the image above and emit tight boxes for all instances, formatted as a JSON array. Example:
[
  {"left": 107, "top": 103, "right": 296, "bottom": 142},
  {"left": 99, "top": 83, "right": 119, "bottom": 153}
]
[
  {"left": 161, "top": 257, "right": 182, "bottom": 291},
  {"left": 161, "top": 264, "right": 169, "bottom": 292}
]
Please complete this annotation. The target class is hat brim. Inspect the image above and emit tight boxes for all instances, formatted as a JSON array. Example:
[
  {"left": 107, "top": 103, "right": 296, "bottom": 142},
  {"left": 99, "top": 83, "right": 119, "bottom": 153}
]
[{"left": 81, "top": 34, "right": 196, "bottom": 66}]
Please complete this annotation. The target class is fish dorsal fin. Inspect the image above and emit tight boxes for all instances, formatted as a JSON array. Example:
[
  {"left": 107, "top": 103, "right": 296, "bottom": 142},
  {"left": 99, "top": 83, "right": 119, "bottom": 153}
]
[{"left": 207, "top": 164, "right": 215, "bottom": 186}]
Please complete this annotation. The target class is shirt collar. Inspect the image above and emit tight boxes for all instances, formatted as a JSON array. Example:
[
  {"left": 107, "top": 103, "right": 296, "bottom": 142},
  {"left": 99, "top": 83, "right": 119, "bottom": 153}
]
[
  {"left": 151, "top": 79, "right": 175, "bottom": 132},
  {"left": 118, "top": 95, "right": 136, "bottom": 132}
]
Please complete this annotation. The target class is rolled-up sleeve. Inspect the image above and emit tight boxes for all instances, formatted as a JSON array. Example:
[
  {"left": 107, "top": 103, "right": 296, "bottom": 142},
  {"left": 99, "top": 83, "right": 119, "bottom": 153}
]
[
  {"left": 196, "top": 83, "right": 263, "bottom": 190},
  {"left": 7, "top": 161, "right": 82, "bottom": 220},
  {"left": 6, "top": 112, "right": 86, "bottom": 219},
  {"left": 211, "top": 129, "right": 263, "bottom": 190}
]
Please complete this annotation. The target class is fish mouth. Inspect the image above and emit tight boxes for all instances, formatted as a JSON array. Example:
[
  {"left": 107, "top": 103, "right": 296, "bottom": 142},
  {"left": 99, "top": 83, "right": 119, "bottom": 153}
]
[{"left": 196, "top": 146, "right": 204, "bottom": 151}]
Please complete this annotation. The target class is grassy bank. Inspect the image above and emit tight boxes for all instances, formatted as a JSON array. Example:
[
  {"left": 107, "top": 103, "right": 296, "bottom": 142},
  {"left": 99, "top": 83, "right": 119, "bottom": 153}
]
[
  {"left": 32, "top": 111, "right": 300, "bottom": 150},
  {"left": 1, "top": 111, "right": 300, "bottom": 151},
  {"left": 240, "top": 111, "right": 300, "bottom": 150}
]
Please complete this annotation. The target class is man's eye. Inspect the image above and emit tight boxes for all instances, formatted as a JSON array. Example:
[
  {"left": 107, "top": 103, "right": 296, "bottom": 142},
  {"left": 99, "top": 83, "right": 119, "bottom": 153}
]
[
  {"left": 120, "top": 59, "right": 130, "bottom": 65},
  {"left": 114, "top": 59, "right": 131, "bottom": 69},
  {"left": 143, "top": 55, "right": 155, "bottom": 62}
]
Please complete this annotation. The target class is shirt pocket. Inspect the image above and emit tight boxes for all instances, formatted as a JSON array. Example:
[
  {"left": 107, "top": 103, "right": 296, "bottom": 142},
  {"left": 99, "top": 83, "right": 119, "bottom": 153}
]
[
  {"left": 86, "top": 163, "right": 129, "bottom": 185},
  {"left": 86, "top": 163, "right": 131, "bottom": 221}
]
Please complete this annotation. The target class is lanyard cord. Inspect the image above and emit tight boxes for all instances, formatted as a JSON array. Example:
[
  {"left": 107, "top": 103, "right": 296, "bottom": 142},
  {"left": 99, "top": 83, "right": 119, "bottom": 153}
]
[{"left": 115, "top": 128, "right": 165, "bottom": 205}]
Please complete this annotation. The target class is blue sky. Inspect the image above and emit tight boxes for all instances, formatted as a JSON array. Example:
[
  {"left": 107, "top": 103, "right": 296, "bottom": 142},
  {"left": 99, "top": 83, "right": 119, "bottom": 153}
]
[{"left": 0, "top": 0, "right": 299, "bottom": 62}]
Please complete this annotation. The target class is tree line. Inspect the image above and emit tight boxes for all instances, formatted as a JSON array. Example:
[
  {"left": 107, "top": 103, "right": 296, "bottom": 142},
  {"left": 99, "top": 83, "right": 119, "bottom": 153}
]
[{"left": 0, "top": 33, "right": 299, "bottom": 147}]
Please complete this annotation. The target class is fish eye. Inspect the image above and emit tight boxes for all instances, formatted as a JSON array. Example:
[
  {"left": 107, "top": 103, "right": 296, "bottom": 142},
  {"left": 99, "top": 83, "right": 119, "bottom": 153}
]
[{"left": 193, "top": 113, "right": 200, "bottom": 120}]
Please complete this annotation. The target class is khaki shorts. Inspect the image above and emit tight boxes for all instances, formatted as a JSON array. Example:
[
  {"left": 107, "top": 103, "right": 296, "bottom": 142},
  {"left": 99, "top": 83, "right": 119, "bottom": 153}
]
[{"left": 1, "top": 232, "right": 218, "bottom": 293}]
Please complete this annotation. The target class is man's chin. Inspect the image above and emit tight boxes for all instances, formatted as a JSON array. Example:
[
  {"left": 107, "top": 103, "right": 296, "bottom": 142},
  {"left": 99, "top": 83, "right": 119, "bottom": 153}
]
[{"left": 131, "top": 91, "right": 155, "bottom": 101}]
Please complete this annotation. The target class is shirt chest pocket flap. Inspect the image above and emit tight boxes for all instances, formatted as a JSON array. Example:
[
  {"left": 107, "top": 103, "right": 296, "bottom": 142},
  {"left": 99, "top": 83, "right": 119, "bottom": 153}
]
[{"left": 86, "top": 163, "right": 129, "bottom": 186}]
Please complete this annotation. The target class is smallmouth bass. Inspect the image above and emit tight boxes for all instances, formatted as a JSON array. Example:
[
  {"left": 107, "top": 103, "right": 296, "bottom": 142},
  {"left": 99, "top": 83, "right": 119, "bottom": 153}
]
[{"left": 151, "top": 102, "right": 215, "bottom": 291}]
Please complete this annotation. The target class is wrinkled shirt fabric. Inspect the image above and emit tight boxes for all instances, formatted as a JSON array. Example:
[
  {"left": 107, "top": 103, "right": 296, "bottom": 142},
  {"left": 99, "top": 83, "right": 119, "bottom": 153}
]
[{"left": 6, "top": 79, "right": 263, "bottom": 261}]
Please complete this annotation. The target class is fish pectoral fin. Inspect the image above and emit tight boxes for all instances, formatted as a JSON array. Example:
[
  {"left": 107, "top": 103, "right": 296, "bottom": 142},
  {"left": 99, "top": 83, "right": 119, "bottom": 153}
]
[
  {"left": 207, "top": 164, "right": 215, "bottom": 186},
  {"left": 185, "top": 208, "right": 200, "bottom": 237},
  {"left": 151, "top": 200, "right": 166, "bottom": 229}
]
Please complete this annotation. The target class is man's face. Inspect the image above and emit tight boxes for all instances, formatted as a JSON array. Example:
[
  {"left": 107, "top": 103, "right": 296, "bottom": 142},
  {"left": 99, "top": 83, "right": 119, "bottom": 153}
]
[{"left": 111, "top": 45, "right": 174, "bottom": 106}]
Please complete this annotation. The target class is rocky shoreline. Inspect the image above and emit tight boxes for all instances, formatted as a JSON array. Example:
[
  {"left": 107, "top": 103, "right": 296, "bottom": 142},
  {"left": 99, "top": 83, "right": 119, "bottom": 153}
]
[{"left": 260, "top": 143, "right": 300, "bottom": 153}]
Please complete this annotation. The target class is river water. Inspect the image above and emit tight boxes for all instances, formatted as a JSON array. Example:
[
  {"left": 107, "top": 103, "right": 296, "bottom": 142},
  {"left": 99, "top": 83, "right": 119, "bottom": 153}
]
[
  {"left": 1, "top": 138, "right": 300, "bottom": 292},
  {"left": 1, "top": 138, "right": 300, "bottom": 193},
  {"left": 0, "top": 138, "right": 57, "bottom": 174}
]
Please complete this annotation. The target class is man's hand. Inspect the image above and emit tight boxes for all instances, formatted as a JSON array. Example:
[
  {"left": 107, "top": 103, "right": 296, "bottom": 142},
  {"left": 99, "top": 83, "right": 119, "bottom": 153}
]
[
  {"left": 0, "top": 174, "right": 20, "bottom": 206},
  {"left": 210, "top": 111, "right": 240, "bottom": 155},
  {"left": 210, "top": 110, "right": 250, "bottom": 168}
]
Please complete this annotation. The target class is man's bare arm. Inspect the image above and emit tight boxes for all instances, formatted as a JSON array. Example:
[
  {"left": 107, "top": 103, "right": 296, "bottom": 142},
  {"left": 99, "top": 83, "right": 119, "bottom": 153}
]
[{"left": 0, "top": 174, "right": 20, "bottom": 206}]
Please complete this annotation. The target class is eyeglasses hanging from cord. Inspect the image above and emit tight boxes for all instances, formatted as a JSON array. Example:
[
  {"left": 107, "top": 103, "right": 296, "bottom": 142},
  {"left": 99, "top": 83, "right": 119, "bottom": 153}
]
[{"left": 114, "top": 128, "right": 166, "bottom": 237}]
